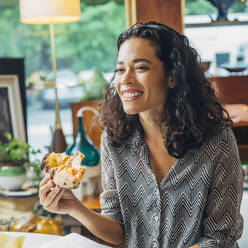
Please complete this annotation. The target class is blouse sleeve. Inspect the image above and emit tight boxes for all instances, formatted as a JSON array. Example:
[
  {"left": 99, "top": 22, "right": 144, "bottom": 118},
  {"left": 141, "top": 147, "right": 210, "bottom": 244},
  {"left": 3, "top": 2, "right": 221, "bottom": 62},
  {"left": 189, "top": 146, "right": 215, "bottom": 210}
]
[
  {"left": 194, "top": 128, "right": 244, "bottom": 248},
  {"left": 99, "top": 132, "right": 123, "bottom": 226}
]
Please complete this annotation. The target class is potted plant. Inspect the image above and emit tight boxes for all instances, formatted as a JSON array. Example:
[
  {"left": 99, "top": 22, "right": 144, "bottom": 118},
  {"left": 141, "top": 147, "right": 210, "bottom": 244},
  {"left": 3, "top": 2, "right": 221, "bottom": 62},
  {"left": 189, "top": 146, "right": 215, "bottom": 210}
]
[
  {"left": 0, "top": 133, "right": 41, "bottom": 190},
  {"left": 0, "top": 133, "right": 30, "bottom": 166}
]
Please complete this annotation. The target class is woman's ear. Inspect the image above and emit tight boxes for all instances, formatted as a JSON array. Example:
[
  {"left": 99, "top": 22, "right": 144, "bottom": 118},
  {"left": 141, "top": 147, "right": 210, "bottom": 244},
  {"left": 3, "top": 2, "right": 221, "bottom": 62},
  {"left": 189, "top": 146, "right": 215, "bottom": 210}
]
[{"left": 168, "top": 77, "right": 175, "bottom": 88}]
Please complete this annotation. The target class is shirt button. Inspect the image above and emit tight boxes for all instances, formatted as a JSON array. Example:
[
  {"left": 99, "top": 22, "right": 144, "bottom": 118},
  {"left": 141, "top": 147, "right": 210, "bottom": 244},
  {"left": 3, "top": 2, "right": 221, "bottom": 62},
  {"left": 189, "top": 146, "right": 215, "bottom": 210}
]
[
  {"left": 152, "top": 241, "right": 159, "bottom": 248},
  {"left": 154, "top": 215, "right": 159, "bottom": 222}
]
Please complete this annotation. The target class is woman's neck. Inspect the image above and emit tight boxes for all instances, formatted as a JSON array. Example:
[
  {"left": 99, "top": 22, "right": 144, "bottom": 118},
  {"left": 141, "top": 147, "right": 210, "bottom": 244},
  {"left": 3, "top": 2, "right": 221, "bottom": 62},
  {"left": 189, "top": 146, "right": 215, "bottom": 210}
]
[{"left": 138, "top": 110, "right": 166, "bottom": 145}]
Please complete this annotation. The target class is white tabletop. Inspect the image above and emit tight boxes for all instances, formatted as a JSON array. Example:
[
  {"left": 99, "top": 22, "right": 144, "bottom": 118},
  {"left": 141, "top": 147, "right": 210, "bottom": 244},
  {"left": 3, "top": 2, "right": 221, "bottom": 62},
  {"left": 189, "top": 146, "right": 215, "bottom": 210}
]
[
  {"left": 0, "top": 232, "right": 110, "bottom": 248},
  {"left": 0, "top": 232, "right": 59, "bottom": 247}
]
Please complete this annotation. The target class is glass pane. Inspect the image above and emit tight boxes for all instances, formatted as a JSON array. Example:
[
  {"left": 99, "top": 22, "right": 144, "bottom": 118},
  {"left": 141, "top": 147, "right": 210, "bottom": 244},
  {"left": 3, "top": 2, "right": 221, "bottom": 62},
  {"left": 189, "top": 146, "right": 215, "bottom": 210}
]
[
  {"left": 0, "top": 1, "right": 125, "bottom": 155},
  {"left": 184, "top": 1, "right": 248, "bottom": 76}
]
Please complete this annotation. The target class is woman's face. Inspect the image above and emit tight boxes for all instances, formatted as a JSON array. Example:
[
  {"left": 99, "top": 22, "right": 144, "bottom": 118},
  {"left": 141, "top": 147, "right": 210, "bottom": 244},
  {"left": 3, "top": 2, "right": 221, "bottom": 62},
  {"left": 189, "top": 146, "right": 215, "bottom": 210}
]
[{"left": 114, "top": 37, "right": 170, "bottom": 116}]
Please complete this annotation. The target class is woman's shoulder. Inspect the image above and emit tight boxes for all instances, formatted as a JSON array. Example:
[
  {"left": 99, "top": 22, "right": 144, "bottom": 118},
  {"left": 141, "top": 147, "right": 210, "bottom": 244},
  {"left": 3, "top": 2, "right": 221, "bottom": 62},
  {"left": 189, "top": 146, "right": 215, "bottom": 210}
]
[
  {"left": 101, "top": 130, "right": 111, "bottom": 145},
  {"left": 101, "top": 128, "right": 142, "bottom": 153},
  {"left": 187, "top": 127, "right": 238, "bottom": 170},
  {"left": 208, "top": 126, "right": 236, "bottom": 148},
  {"left": 203, "top": 126, "right": 238, "bottom": 159},
  {"left": 101, "top": 130, "right": 128, "bottom": 150}
]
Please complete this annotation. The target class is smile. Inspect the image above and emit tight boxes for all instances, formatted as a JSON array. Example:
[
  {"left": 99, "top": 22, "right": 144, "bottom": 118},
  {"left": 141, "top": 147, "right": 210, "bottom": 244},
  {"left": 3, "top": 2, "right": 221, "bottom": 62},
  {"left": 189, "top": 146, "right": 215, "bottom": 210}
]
[{"left": 122, "top": 92, "right": 143, "bottom": 98}]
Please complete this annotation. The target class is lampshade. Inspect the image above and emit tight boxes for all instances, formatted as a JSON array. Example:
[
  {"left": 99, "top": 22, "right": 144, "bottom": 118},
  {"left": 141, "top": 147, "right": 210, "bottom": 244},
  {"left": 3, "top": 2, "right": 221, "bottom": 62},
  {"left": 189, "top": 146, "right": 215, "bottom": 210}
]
[{"left": 19, "top": 0, "right": 80, "bottom": 24}]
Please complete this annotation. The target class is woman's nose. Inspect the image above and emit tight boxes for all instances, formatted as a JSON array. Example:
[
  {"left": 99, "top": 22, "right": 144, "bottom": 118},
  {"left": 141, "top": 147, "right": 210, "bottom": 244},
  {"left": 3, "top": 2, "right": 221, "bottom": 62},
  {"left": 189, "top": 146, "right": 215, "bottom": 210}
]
[{"left": 120, "top": 69, "right": 135, "bottom": 85}]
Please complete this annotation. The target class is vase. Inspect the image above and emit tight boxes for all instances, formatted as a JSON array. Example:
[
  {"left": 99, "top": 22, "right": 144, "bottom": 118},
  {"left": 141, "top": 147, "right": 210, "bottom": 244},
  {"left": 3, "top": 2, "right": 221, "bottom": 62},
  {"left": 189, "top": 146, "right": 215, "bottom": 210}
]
[
  {"left": 66, "top": 106, "right": 101, "bottom": 201},
  {"left": 0, "top": 164, "right": 27, "bottom": 191},
  {"left": 66, "top": 115, "right": 100, "bottom": 166}
]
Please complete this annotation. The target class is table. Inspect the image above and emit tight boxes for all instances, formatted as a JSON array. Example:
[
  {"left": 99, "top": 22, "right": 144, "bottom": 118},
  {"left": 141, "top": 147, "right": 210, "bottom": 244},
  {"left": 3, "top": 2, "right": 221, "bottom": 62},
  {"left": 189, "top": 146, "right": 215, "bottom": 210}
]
[
  {"left": 0, "top": 188, "right": 39, "bottom": 231},
  {"left": 0, "top": 231, "right": 110, "bottom": 248},
  {"left": 0, "top": 232, "right": 59, "bottom": 247}
]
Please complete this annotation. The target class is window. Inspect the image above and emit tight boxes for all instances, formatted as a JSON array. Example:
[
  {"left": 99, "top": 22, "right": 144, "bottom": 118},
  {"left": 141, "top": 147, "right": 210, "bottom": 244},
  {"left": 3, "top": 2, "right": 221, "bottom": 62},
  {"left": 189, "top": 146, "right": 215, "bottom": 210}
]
[
  {"left": 0, "top": 1, "right": 125, "bottom": 155},
  {"left": 184, "top": 0, "right": 248, "bottom": 76}
]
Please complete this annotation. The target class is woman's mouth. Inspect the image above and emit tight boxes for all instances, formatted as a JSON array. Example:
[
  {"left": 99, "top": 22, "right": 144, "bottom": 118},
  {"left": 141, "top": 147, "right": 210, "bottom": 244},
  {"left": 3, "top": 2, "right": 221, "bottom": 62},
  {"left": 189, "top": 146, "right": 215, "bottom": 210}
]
[{"left": 121, "top": 89, "right": 144, "bottom": 100}]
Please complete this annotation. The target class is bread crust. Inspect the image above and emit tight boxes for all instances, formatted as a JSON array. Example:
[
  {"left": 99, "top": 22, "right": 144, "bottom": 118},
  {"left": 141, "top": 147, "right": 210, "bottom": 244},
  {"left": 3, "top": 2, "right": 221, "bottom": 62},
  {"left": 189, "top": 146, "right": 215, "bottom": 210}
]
[{"left": 41, "top": 152, "right": 85, "bottom": 189}]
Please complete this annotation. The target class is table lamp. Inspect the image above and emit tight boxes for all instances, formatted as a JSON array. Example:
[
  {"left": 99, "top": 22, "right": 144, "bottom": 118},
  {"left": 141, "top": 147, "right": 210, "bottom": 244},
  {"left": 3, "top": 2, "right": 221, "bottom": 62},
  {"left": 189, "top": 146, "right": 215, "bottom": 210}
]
[{"left": 19, "top": 0, "right": 80, "bottom": 152}]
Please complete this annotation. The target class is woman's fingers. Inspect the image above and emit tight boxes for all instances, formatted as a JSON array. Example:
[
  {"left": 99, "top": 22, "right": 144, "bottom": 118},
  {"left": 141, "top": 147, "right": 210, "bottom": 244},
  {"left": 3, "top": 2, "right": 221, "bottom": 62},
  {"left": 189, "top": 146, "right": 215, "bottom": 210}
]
[
  {"left": 46, "top": 188, "right": 65, "bottom": 211},
  {"left": 61, "top": 188, "right": 75, "bottom": 200},
  {"left": 39, "top": 176, "right": 66, "bottom": 213},
  {"left": 43, "top": 186, "right": 60, "bottom": 208},
  {"left": 40, "top": 173, "right": 51, "bottom": 187},
  {"left": 39, "top": 179, "right": 54, "bottom": 203}
]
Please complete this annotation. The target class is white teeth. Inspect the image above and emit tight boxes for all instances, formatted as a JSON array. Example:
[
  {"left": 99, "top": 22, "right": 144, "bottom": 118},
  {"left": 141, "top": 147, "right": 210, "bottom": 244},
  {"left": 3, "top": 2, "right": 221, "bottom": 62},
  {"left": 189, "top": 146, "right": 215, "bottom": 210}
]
[{"left": 122, "top": 92, "right": 142, "bottom": 98}]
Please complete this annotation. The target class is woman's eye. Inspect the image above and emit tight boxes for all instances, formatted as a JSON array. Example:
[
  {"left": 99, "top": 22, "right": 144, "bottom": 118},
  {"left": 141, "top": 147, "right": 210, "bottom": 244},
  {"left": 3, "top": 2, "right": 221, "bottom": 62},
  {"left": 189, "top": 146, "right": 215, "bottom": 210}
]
[
  {"left": 135, "top": 66, "right": 148, "bottom": 71},
  {"left": 115, "top": 68, "right": 124, "bottom": 73}
]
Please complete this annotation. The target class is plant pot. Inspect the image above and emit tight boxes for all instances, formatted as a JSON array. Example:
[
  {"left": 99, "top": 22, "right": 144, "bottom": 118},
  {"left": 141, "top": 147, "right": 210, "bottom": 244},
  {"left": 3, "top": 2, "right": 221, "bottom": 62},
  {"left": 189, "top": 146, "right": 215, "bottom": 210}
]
[
  {"left": 0, "top": 162, "right": 24, "bottom": 167},
  {"left": 0, "top": 165, "right": 27, "bottom": 191}
]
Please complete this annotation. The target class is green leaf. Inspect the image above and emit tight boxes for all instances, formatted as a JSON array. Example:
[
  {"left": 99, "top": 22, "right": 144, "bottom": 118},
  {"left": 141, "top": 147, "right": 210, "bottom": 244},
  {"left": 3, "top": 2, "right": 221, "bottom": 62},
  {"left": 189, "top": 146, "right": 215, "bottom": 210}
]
[{"left": 3, "top": 132, "right": 12, "bottom": 141}]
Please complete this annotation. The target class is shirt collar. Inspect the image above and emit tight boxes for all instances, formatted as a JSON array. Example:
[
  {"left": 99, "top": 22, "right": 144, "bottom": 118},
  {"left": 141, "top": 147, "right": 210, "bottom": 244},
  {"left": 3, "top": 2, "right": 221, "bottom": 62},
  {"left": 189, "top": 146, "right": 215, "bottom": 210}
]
[{"left": 128, "top": 126, "right": 144, "bottom": 153}]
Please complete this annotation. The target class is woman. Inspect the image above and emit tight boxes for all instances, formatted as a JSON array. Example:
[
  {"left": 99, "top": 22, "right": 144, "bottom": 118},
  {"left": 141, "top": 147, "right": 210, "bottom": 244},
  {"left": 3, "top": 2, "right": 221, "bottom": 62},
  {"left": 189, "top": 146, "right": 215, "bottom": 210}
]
[{"left": 39, "top": 22, "right": 243, "bottom": 248}]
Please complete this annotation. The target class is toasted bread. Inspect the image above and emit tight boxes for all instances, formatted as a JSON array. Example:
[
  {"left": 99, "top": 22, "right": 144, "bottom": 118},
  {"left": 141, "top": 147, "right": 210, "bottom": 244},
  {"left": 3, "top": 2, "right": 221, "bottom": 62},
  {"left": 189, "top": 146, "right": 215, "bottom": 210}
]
[{"left": 41, "top": 152, "right": 85, "bottom": 189}]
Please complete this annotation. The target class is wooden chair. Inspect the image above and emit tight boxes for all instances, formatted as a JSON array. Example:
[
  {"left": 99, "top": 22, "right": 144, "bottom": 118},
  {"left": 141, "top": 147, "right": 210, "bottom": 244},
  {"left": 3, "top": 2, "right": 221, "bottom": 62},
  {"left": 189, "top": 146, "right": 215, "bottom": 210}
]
[
  {"left": 70, "top": 100, "right": 102, "bottom": 149},
  {"left": 210, "top": 75, "right": 248, "bottom": 162},
  {"left": 70, "top": 100, "right": 102, "bottom": 210},
  {"left": 210, "top": 75, "right": 248, "bottom": 105}
]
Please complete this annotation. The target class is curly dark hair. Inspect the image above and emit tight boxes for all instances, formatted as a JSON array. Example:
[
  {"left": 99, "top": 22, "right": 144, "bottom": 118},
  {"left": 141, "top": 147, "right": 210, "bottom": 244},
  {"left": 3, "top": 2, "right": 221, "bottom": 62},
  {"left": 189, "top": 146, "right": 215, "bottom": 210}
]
[{"left": 99, "top": 21, "right": 232, "bottom": 158}]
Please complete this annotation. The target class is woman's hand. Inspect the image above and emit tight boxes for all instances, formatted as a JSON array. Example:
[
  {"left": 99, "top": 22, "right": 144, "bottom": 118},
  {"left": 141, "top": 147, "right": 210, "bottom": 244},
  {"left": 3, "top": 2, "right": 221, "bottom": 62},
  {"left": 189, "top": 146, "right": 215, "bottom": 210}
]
[
  {"left": 225, "top": 104, "right": 248, "bottom": 123},
  {"left": 39, "top": 174, "right": 80, "bottom": 215},
  {"left": 39, "top": 174, "right": 124, "bottom": 246}
]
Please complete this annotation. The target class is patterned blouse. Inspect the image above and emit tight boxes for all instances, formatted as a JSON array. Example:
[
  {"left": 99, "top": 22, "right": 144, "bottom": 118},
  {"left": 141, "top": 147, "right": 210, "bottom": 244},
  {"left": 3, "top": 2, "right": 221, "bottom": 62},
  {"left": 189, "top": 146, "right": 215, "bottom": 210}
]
[{"left": 100, "top": 127, "right": 244, "bottom": 248}]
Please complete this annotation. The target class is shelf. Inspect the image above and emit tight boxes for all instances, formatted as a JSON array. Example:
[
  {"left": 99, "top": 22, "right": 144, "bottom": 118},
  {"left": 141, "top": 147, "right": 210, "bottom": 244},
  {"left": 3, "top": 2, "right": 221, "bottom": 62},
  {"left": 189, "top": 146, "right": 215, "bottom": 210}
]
[
  {"left": 238, "top": 145, "right": 248, "bottom": 162},
  {"left": 185, "top": 20, "right": 248, "bottom": 28},
  {"left": 238, "top": 145, "right": 248, "bottom": 149},
  {"left": 234, "top": 122, "right": 248, "bottom": 127},
  {"left": 27, "top": 80, "right": 56, "bottom": 89}
]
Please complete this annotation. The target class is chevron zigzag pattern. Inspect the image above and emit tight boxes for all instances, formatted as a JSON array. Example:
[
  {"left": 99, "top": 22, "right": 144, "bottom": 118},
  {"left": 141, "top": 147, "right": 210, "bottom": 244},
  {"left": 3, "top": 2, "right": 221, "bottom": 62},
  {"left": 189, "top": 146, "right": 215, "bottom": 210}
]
[{"left": 100, "top": 127, "right": 244, "bottom": 248}]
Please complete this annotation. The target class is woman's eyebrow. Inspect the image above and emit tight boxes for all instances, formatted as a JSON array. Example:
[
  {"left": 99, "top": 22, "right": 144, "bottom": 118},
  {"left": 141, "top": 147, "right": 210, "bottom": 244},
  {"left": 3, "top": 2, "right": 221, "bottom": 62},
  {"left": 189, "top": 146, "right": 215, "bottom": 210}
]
[
  {"left": 133, "top": 58, "right": 152, "bottom": 64},
  {"left": 116, "top": 58, "right": 152, "bottom": 65},
  {"left": 116, "top": 61, "right": 124, "bottom": 65}
]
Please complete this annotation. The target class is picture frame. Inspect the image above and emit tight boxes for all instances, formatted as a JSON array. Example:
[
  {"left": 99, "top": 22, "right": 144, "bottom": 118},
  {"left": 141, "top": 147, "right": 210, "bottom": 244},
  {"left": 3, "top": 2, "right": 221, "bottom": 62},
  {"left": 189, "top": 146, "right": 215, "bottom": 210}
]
[
  {"left": 0, "top": 75, "right": 26, "bottom": 142},
  {"left": 0, "top": 58, "right": 27, "bottom": 141}
]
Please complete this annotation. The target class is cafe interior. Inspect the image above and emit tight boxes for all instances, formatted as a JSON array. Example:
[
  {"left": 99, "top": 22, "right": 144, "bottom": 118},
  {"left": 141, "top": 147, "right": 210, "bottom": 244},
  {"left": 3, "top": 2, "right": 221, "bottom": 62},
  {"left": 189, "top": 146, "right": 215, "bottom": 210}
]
[{"left": 0, "top": 0, "right": 248, "bottom": 247}]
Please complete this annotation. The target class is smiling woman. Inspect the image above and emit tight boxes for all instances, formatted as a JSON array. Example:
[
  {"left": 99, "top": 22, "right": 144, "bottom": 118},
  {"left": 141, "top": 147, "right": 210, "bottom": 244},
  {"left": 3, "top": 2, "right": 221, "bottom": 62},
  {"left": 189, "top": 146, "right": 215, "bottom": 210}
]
[
  {"left": 38, "top": 21, "right": 243, "bottom": 248},
  {"left": 114, "top": 38, "right": 169, "bottom": 115},
  {"left": 97, "top": 22, "right": 243, "bottom": 247}
]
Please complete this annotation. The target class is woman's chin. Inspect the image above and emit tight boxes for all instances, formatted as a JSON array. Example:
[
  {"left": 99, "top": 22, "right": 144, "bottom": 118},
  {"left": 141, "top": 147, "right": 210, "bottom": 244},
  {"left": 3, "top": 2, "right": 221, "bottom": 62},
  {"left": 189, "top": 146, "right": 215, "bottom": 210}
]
[{"left": 123, "top": 107, "right": 139, "bottom": 115}]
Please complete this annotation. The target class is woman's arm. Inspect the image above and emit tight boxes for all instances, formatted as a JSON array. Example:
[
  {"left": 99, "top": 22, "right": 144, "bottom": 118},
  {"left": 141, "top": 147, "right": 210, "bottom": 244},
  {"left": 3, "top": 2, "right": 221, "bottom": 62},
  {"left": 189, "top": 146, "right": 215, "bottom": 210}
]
[
  {"left": 70, "top": 200, "right": 124, "bottom": 245},
  {"left": 39, "top": 132, "right": 124, "bottom": 246},
  {"left": 39, "top": 175, "right": 124, "bottom": 246},
  {"left": 191, "top": 129, "right": 244, "bottom": 247}
]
